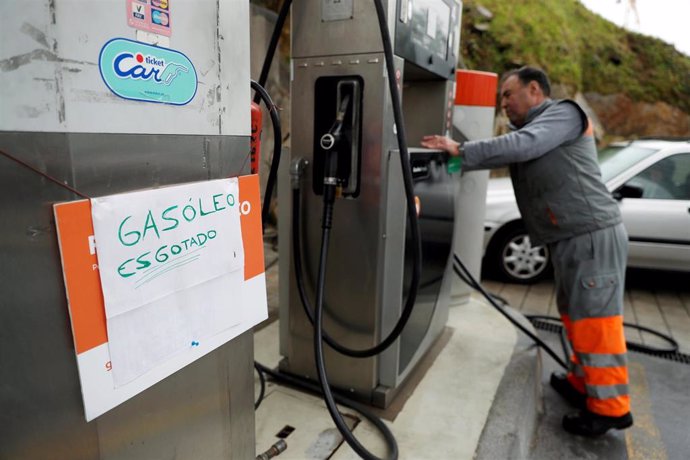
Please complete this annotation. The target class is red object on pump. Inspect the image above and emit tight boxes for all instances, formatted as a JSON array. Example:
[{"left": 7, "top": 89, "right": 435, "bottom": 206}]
[{"left": 250, "top": 102, "right": 262, "bottom": 174}]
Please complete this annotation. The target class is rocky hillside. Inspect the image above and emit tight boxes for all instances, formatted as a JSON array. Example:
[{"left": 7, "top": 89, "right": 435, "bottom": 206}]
[{"left": 461, "top": 0, "right": 690, "bottom": 139}]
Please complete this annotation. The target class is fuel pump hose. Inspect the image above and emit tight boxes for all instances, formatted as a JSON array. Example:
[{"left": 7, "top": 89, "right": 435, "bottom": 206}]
[{"left": 452, "top": 254, "right": 679, "bottom": 365}]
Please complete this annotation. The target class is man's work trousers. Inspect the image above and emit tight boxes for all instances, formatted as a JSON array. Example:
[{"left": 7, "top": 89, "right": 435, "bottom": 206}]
[{"left": 549, "top": 223, "right": 630, "bottom": 417}]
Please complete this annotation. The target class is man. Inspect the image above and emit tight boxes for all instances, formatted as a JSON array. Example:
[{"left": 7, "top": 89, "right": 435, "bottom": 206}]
[{"left": 422, "top": 66, "right": 633, "bottom": 437}]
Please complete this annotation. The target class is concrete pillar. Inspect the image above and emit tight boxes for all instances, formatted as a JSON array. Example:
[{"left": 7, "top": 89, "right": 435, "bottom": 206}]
[{"left": 451, "top": 70, "right": 499, "bottom": 302}]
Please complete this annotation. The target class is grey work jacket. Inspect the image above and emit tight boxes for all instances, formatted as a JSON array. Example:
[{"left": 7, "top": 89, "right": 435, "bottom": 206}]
[{"left": 464, "top": 99, "right": 622, "bottom": 245}]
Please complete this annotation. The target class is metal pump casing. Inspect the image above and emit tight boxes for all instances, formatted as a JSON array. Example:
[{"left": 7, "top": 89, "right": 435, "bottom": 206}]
[
  {"left": 1, "top": 2, "right": 254, "bottom": 458},
  {"left": 279, "top": 0, "right": 463, "bottom": 407}
]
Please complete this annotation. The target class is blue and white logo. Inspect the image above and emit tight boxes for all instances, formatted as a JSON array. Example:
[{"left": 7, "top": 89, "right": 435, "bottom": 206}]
[{"left": 99, "top": 38, "right": 197, "bottom": 105}]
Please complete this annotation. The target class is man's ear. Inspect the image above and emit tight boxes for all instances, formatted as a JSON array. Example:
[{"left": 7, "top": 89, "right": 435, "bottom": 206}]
[{"left": 529, "top": 80, "right": 542, "bottom": 96}]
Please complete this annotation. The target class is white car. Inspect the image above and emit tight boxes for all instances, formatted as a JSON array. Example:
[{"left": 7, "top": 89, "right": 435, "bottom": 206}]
[{"left": 482, "top": 139, "right": 690, "bottom": 283}]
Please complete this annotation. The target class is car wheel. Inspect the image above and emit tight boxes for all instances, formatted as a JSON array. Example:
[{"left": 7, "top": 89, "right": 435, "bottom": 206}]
[{"left": 488, "top": 224, "right": 551, "bottom": 284}]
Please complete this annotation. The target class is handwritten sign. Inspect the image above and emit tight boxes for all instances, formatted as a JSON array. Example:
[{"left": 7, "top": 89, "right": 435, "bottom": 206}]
[
  {"left": 92, "top": 179, "right": 243, "bottom": 318},
  {"left": 54, "top": 175, "right": 267, "bottom": 419},
  {"left": 91, "top": 178, "right": 245, "bottom": 385}
]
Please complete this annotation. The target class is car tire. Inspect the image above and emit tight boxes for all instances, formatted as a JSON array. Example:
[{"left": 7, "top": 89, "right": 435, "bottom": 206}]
[{"left": 486, "top": 223, "right": 552, "bottom": 284}]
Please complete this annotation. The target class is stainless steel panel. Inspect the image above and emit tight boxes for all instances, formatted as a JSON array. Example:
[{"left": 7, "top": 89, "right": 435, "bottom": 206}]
[
  {"left": 97, "top": 332, "right": 255, "bottom": 460},
  {"left": 282, "top": 54, "right": 402, "bottom": 396},
  {"left": 292, "top": 0, "right": 396, "bottom": 59},
  {"left": 0, "top": 0, "right": 250, "bottom": 136},
  {"left": 377, "top": 151, "right": 454, "bottom": 394},
  {"left": 283, "top": 0, "right": 460, "bottom": 407},
  {"left": 322, "top": 0, "right": 354, "bottom": 22},
  {"left": 399, "top": 155, "right": 454, "bottom": 372},
  {"left": 402, "top": 79, "right": 454, "bottom": 145},
  {"left": 0, "top": 132, "right": 254, "bottom": 460},
  {"left": 282, "top": 53, "right": 453, "bottom": 405}
]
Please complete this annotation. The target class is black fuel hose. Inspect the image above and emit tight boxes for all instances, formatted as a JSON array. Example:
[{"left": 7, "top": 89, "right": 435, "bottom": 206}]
[
  {"left": 251, "top": 0, "right": 420, "bottom": 456},
  {"left": 253, "top": 0, "right": 291, "bottom": 105},
  {"left": 304, "top": 0, "right": 419, "bottom": 454},
  {"left": 313, "top": 193, "right": 395, "bottom": 460},
  {"left": 525, "top": 314, "right": 679, "bottom": 355},
  {"left": 249, "top": 12, "right": 398, "bottom": 454},
  {"left": 453, "top": 254, "right": 569, "bottom": 369},
  {"left": 254, "top": 362, "right": 398, "bottom": 458},
  {"left": 453, "top": 254, "right": 679, "bottom": 363},
  {"left": 254, "top": 362, "right": 266, "bottom": 410}
]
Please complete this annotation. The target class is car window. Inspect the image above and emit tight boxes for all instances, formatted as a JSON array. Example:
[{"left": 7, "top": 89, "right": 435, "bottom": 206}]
[
  {"left": 598, "top": 145, "right": 657, "bottom": 183},
  {"left": 625, "top": 153, "right": 690, "bottom": 200}
]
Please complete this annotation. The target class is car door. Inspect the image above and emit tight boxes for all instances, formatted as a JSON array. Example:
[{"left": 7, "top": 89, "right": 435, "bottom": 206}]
[{"left": 617, "top": 153, "right": 690, "bottom": 271}]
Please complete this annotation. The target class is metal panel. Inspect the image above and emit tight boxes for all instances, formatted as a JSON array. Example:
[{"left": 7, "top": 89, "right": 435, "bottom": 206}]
[
  {"left": 282, "top": 0, "right": 460, "bottom": 407},
  {"left": 282, "top": 54, "right": 453, "bottom": 405},
  {"left": 377, "top": 150, "right": 454, "bottom": 398},
  {"left": 282, "top": 54, "right": 401, "bottom": 395},
  {"left": 0, "top": 0, "right": 249, "bottom": 136},
  {"left": 292, "top": 0, "right": 396, "bottom": 59},
  {"left": 0, "top": 131, "right": 253, "bottom": 460},
  {"left": 96, "top": 332, "right": 255, "bottom": 460},
  {"left": 402, "top": 78, "right": 455, "bottom": 145}
]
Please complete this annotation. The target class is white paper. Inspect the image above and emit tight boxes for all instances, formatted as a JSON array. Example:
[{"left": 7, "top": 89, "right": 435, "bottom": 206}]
[
  {"left": 92, "top": 178, "right": 244, "bottom": 319},
  {"left": 90, "top": 178, "right": 246, "bottom": 385},
  {"left": 75, "top": 273, "right": 266, "bottom": 419},
  {"left": 106, "top": 269, "right": 244, "bottom": 386}
]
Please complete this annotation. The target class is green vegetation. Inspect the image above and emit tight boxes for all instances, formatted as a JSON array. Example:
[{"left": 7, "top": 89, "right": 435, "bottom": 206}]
[{"left": 461, "top": 0, "right": 690, "bottom": 112}]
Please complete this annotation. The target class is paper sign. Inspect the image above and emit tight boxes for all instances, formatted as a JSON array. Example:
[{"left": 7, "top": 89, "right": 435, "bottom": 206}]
[
  {"left": 54, "top": 175, "right": 267, "bottom": 420},
  {"left": 105, "top": 269, "right": 244, "bottom": 385},
  {"left": 90, "top": 178, "right": 245, "bottom": 385},
  {"left": 91, "top": 179, "right": 243, "bottom": 318}
]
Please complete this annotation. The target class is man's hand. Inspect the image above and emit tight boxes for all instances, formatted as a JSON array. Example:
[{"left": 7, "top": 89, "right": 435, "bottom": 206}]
[{"left": 421, "top": 135, "right": 462, "bottom": 157}]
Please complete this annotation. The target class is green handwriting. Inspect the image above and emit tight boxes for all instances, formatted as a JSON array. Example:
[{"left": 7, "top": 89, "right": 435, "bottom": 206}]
[
  {"left": 117, "top": 229, "right": 217, "bottom": 278},
  {"left": 117, "top": 192, "right": 235, "bottom": 247}
]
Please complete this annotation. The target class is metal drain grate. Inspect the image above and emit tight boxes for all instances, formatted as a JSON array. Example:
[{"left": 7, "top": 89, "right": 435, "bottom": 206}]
[{"left": 529, "top": 318, "right": 690, "bottom": 365}]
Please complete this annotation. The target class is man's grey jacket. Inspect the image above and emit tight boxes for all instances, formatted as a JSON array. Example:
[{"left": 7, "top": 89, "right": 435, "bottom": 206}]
[{"left": 463, "top": 99, "right": 622, "bottom": 245}]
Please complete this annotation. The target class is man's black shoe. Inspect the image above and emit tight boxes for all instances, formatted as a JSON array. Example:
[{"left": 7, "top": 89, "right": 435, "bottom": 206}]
[
  {"left": 562, "top": 410, "right": 633, "bottom": 437},
  {"left": 550, "top": 372, "right": 586, "bottom": 409}
]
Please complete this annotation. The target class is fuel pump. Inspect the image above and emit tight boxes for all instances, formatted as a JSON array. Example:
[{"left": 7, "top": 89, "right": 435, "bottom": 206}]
[{"left": 279, "top": 0, "right": 463, "bottom": 410}]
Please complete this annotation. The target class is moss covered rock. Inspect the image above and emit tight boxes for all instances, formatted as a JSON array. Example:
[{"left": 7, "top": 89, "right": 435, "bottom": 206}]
[{"left": 461, "top": 0, "right": 690, "bottom": 136}]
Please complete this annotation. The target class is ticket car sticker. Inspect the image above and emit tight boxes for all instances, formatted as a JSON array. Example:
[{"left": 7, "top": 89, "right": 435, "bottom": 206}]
[{"left": 99, "top": 38, "right": 197, "bottom": 105}]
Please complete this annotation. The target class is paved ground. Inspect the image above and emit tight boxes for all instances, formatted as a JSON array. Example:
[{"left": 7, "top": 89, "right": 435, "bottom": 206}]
[
  {"left": 527, "top": 329, "right": 690, "bottom": 460},
  {"left": 476, "top": 268, "right": 690, "bottom": 460},
  {"left": 258, "top": 243, "right": 690, "bottom": 459},
  {"left": 482, "top": 268, "right": 690, "bottom": 355}
]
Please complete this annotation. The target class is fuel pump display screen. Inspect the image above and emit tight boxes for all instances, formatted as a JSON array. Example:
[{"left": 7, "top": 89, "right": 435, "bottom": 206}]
[
  {"left": 410, "top": 0, "right": 451, "bottom": 60},
  {"left": 395, "top": 0, "right": 458, "bottom": 79}
]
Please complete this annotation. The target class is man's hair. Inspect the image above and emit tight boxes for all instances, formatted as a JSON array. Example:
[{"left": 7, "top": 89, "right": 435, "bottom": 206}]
[{"left": 504, "top": 66, "right": 551, "bottom": 97}]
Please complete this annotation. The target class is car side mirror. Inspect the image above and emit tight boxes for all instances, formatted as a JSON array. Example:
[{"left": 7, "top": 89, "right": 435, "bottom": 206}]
[{"left": 613, "top": 184, "right": 644, "bottom": 201}]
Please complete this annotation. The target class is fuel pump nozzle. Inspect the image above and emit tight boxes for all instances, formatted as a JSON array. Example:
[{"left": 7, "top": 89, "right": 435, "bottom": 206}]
[
  {"left": 319, "top": 93, "right": 351, "bottom": 197},
  {"left": 318, "top": 93, "right": 351, "bottom": 229},
  {"left": 319, "top": 93, "right": 351, "bottom": 153},
  {"left": 312, "top": 77, "right": 362, "bottom": 198}
]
